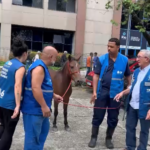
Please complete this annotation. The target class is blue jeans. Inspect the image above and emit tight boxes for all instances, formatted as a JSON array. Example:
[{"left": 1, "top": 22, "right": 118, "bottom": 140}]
[
  {"left": 126, "top": 106, "right": 150, "bottom": 150},
  {"left": 23, "top": 114, "right": 50, "bottom": 150}
]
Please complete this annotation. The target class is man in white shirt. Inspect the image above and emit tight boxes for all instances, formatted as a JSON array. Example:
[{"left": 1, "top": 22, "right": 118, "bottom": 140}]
[
  {"left": 33, "top": 51, "right": 40, "bottom": 62},
  {"left": 114, "top": 49, "right": 150, "bottom": 150}
]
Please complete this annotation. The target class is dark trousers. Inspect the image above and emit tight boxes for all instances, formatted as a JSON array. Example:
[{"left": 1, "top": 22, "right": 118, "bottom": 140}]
[
  {"left": 86, "top": 67, "right": 91, "bottom": 76},
  {"left": 0, "top": 107, "right": 20, "bottom": 150},
  {"left": 92, "top": 89, "right": 120, "bottom": 128},
  {"left": 126, "top": 106, "right": 150, "bottom": 150}
]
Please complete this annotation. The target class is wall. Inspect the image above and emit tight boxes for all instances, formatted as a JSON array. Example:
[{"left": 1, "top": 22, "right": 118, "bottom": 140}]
[
  {"left": 0, "top": 0, "right": 77, "bottom": 56},
  {"left": 83, "top": 0, "right": 114, "bottom": 55},
  {"left": 111, "top": 0, "right": 122, "bottom": 38}
]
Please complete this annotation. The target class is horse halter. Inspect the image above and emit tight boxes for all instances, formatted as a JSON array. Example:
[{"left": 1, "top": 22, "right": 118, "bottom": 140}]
[
  {"left": 61, "top": 62, "right": 79, "bottom": 98},
  {"left": 67, "top": 62, "right": 79, "bottom": 76}
]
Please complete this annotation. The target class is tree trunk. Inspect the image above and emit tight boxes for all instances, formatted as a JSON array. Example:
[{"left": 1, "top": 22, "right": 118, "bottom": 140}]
[{"left": 132, "top": 14, "right": 150, "bottom": 46}]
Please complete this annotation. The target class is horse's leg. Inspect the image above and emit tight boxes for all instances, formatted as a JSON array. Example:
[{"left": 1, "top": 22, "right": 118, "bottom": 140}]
[
  {"left": 63, "top": 99, "right": 70, "bottom": 131},
  {"left": 53, "top": 101, "right": 58, "bottom": 130}
]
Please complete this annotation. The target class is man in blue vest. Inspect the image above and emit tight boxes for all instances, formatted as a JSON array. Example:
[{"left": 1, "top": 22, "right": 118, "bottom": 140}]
[
  {"left": 21, "top": 46, "right": 63, "bottom": 150},
  {"left": 93, "top": 52, "right": 98, "bottom": 70},
  {"left": 88, "top": 38, "right": 131, "bottom": 149},
  {"left": 0, "top": 37, "right": 28, "bottom": 150},
  {"left": 114, "top": 50, "right": 150, "bottom": 150}
]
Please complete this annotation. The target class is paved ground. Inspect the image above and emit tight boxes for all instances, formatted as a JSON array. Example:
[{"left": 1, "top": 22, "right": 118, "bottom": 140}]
[{"left": 11, "top": 86, "right": 150, "bottom": 150}]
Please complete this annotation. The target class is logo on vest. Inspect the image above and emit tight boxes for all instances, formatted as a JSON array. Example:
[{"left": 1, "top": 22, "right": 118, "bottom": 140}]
[
  {"left": 46, "top": 79, "right": 52, "bottom": 85},
  {"left": 147, "top": 89, "right": 150, "bottom": 92},
  {"left": 6, "top": 61, "right": 12, "bottom": 66},
  {"left": 0, "top": 89, "right": 5, "bottom": 98},
  {"left": 117, "top": 71, "right": 122, "bottom": 74}
]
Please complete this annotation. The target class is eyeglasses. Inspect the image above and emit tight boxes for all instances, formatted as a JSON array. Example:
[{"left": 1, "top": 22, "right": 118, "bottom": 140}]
[{"left": 136, "top": 56, "right": 147, "bottom": 59}]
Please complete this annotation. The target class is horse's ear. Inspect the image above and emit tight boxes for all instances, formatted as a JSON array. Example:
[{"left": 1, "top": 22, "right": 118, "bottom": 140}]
[
  {"left": 68, "top": 55, "right": 72, "bottom": 62},
  {"left": 76, "top": 55, "right": 82, "bottom": 62}
]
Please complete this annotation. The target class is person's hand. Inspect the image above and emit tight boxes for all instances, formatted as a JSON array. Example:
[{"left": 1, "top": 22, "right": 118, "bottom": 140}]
[
  {"left": 11, "top": 106, "right": 20, "bottom": 119},
  {"left": 54, "top": 94, "right": 63, "bottom": 103},
  {"left": 90, "top": 92, "right": 97, "bottom": 104},
  {"left": 114, "top": 92, "right": 124, "bottom": 102},
  {"left": 41, "top": 106, "right": 51, "bottom": 117},
  {"left": 146, "top": 110, "right": 150, "bottom": 120}
]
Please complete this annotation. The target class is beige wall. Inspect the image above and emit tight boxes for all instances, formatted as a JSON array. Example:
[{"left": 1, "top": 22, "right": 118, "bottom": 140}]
[
  {"left": 0, "top": 0, "right": 77, "bottom": 53},
  {"left": 83, "top": 0, "right": 114, "bottom": 55}
]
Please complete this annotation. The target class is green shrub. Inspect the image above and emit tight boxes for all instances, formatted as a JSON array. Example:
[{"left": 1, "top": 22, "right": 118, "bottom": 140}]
[
  {"left": 54, "top": 53, "right": 73, "bottom": 67},
  {"left": 8, "top": 51, "right": 73, "bottom": 68},
  {"left": 49, "top": 66, "right": 61, "bottom": 70}
]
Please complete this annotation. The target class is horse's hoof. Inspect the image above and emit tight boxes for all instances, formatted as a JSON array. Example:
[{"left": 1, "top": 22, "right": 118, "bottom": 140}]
[
  {"left": 65, "top": 126, "right": 71, "bottom": 131},
  {"left": 52, "top": 125, "right": 58, "bottom": 131}
]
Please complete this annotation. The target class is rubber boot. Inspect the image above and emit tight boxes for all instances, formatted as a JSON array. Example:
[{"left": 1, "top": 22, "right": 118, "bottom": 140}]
[
  {"left": 105, "top": 127, "right": 115, "bottom": 149},
  {"left": 88, "top": 126, "right": 99, "bottom": 148}
]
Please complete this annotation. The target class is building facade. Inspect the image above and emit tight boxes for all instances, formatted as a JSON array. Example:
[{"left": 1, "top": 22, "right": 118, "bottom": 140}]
[{"left": 0, "top": 0, "right": 120, "bottom": 60}]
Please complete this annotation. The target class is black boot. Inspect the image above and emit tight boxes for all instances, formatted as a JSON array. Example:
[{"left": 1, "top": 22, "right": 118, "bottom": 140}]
[
  {"left": 88, "top": 126, "right": 99, "bottom": 148},
  {"left": 105, "top": 127, "right": 115, "bottom": 149}
]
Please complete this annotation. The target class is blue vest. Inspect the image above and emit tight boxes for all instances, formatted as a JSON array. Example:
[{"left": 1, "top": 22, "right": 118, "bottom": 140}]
[
  {"left": 0, "top": 58, "right": 25, "bottom": 110},
  {"left": 126, "top": 68, "right": 150, "bottom": 119},
  {"left": 21, "top": 59, "right": 53, "bottom": 115},
  {"left": 97, "top": 53, "right": 128, "bottom": 98}
]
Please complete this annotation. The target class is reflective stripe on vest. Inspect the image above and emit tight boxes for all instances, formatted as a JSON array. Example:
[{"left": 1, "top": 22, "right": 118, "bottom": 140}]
[
  {"left": 99, "top": 78, "right": 124, "bottom": 81},
  {"left": 25, "top": 87, "right": 53, "bottom": 93}
]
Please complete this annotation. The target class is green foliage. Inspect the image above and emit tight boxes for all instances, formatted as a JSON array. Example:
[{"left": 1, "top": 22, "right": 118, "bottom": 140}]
[
  {"left": 55, "top": 52, "right": 73, "bottom": 67},
  {"left": 135, "top": 25, "right": 146, "bottom": 32},
  {"left": 49, "top": 66, "right": 61, "bottom": 70},
  {"left": 111, "top": 20, "right": 118, "bottom": 26},
  {"left": 0, "top": 61, "right": 5, "bottom": 66},
  {"left": 105, "top": 0, "right": 150, "bottom": 43},
  {"left": 105, "top": 0, "right": 113, "bottom": 9},
  {"left": 9, "top": 51, "right": 41, "bottom": 61}
]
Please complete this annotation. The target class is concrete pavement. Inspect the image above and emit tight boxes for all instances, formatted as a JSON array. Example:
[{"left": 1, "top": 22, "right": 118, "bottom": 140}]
[{"left": 11, "top": 87, "right": 150, "bottom": 150}]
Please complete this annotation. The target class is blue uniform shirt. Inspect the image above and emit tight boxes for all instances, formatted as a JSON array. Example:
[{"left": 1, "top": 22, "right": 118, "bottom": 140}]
[
  {"left": 0, "top": 58, "right": 25, "bottom": 110},
  {"left": 93, "top": 56, "right": 99, "bottom": 68},
  {"left": 94, "top": 57, "right": 130, "bottom": 91}
]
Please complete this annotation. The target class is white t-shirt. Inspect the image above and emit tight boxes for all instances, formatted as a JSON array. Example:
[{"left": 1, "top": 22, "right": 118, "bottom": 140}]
[{"left": 33, "top": 54, "right": 39, "bottom": 62}]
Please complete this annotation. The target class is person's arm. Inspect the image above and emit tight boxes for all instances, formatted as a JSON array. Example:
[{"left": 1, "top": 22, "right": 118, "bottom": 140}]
[
  {"left": 53, "top": 93, "right": 63, "bottom": 103},
  {"left": 124, "top": 62, "right": 132, "bottom": 88},
  {"left": 31, "top": 66, "right": 50, "bottom": 117},
  {"left": 93, "top": 74, "right": 99, "bottom": 95},
  {"left": 90, "top": 59, "right": 101, "bottom": 104},
  {"left": 125, "top": 76, "right": 132, "bottom": 88},
  {"left": 11, "top": 67, "right": 25, "bottom": 119},
  {"left": 14, "top": 67, "right": 25, "bottom": 107}
]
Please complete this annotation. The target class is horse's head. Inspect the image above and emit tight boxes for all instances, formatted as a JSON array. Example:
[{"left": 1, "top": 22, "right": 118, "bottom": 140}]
[{"left": 67, "top": 55, "right": 81, "bottom": 83}]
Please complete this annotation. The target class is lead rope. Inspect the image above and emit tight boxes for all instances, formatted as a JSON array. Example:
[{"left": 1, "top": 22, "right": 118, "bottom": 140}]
[{"left": 60, "top": 62, "right": 122, "bottom": 110}]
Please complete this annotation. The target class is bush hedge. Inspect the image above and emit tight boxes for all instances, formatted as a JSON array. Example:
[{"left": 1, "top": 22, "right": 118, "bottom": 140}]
[{"left": 7, "top": 51, "right": 72, "bottom": 67}]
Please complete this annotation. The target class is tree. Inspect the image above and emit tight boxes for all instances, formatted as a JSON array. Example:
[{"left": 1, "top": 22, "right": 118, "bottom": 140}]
[{"left": 106, "top": 0, "right": 150, "bottom": 45}]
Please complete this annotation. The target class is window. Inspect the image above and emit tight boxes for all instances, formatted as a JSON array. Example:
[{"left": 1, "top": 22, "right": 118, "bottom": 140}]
[
  {"left": 12, "top": 0, "right": 43, "bottom": 8},
  {"left": 128, "top": 50, "right": 134, "bottom": 57},
  {"left": 48, "top": 0, "right": 75, "bottom": 13},
  {"left": 43, "top": 32, "right": 53, "bottom": 43},
  {"left": 57, "top": 0, "right": 66, "bottom": 11},
  {"left": 11, "top": 25, "right": 74, "bottom": 53}
]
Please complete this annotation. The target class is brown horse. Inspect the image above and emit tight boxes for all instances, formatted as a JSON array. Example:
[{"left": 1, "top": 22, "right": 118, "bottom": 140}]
[{"left": 49, "top": 55, "right": 81, "bottom": 131}]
